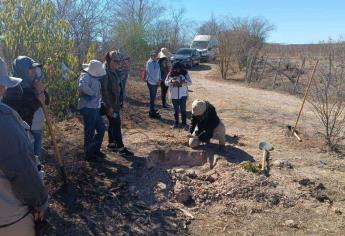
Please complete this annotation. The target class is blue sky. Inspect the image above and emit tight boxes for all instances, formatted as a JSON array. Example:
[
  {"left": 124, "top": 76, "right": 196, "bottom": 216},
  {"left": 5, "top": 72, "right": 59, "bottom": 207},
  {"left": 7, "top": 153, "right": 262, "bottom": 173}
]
[{"left": 162, "top": 0, "right": 345, "bottom": 44}]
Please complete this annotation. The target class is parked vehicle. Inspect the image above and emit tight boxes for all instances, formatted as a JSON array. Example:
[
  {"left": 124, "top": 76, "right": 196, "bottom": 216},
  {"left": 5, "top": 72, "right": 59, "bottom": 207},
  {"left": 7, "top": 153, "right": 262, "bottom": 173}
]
[
  {"left": 171, "top": 48, "right": 201, "bottom": 68},
  {"left": 191, "top": 35, "right": 218, "bottom": 62}
]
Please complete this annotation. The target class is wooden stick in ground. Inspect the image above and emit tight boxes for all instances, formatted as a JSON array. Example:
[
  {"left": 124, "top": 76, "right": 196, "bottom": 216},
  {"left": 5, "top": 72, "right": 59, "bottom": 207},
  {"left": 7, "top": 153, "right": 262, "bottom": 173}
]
[
  {"left": 293, "top": 57, "right": 306, "bottom": 94},
  {"left": 261, "top": 149, "right": 268, "bottom": 171},
  {"left": 292, "top": 60, "right": 319, "bottom": 136},
  {"left": 41, "top": 103, "right": 67, "bottom": 182}
]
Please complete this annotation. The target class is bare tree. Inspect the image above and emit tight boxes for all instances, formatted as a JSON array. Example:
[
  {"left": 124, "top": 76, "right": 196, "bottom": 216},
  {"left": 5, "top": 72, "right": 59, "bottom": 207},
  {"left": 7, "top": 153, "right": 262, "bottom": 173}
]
[
  {"left": 53, "top": 0, "right": 111, "bottom": 62},
  {"left": 197, "top": 14, "right": 221, "bottom": 36},
  {"left": 308, "top": 45, "right": 345, "bottom": 151}
]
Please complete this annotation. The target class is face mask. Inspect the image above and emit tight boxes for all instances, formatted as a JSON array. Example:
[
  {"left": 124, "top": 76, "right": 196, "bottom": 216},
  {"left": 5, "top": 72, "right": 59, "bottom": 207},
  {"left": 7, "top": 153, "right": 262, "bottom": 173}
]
[{"left": 35, "top": 67, "right": 43, "bottom": 81}]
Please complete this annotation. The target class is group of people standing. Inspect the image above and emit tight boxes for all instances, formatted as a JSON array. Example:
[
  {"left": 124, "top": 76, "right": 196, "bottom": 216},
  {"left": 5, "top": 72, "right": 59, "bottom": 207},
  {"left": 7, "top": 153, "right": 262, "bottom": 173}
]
[
  {"left": 146, "top": 48, "right": 192, "bottom": 129},
  {"left": 0, "top": 47, "right": 226, "bottom": 235},
  {"left": 144, "top": 48, "right": 226, "bottom": 149},
  {"left": 77, "top": 50, "right": 133, "bottom": 163}
]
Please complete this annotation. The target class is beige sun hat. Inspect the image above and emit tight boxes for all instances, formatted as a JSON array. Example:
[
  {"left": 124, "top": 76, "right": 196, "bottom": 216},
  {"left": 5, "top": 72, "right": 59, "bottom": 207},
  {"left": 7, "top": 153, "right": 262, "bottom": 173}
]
[
  {"left": 192, "top": 100, "right": 207, "bottom": 116},
  {"left": 82, "top": 60, "right": 107, "bottom": 77},
  {"left": 158, "top": 47, "right": 172, "bottom": 59}
]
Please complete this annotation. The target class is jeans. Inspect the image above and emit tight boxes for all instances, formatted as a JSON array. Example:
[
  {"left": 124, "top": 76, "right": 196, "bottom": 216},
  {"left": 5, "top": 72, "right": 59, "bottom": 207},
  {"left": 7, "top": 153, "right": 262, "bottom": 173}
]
[
  {"left": 161, "top": 82, "right": 169, "bottom": 106},
  {"left": 31, "top": 129, "right": 43, "bottom": 159},
  {"left": 80, "top": 108, "right": 105, "bottom": 157},
  {"left": 172, "top": 96, "right": 187, "bottom": 125},
  {"left": 147, "top": 83, "right": 158, "bottom": 111},
  {"left": 107, "top": 113, "right": 124, "bottom": 148}
]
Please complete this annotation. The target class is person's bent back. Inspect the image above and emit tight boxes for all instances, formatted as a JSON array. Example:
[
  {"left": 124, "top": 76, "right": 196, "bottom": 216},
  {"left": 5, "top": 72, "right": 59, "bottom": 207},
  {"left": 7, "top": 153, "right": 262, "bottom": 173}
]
[{"left": 0, "top": 103, "right": 48, "bottom": 236}]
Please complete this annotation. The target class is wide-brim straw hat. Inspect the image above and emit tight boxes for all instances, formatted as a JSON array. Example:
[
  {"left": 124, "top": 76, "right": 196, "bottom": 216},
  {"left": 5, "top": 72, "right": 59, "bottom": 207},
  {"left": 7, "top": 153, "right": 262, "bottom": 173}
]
[
  {"left": 82, "top": 60, "right": 106, "bottom": 77},
  {"left": 158, "top": 47, "right": 172, "bottom": 59}
]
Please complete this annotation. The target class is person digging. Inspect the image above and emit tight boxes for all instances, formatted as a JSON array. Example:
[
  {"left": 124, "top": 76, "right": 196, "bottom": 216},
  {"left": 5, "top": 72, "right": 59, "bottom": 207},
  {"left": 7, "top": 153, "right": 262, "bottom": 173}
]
[{"left": 189, "top": 100, "right": 226, "bottom": 151}]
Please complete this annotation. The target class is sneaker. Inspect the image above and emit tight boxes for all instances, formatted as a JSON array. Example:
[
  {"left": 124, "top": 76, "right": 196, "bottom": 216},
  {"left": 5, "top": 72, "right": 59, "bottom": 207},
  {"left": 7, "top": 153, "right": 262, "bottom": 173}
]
[
  {"left": 162, "top": 104, "right": 169, "bottom": 109},
  {"left": 118, "top": 147, "right": 134, "bottom": 157},
  {"left": 94, "top": 151, "right": 106, "bottom": 158}
]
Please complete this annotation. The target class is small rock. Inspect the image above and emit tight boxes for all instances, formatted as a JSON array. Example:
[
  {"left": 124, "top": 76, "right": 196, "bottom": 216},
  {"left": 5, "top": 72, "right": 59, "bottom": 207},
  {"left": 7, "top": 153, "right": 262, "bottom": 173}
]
[
  {"left": 156, "top": 182, "right": 167, "bottom": 190},
  {"left": 175, "top": 168, "right": 186, "bottom": 174},
  {"left": 334, "top": 208, "right": 342, "bottom": 215},
  {"left": 284, "top": 220, "right": 298, "bottom": 228},
  {"left": 206, "top": 174, "right": 217, "bottom": 183}
]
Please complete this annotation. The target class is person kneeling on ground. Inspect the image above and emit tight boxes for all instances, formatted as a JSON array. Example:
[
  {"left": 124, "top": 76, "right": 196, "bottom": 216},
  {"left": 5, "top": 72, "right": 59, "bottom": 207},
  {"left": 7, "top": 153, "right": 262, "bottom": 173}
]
[
  {"left": 78, "top": 60, "right": 106, "bottom": 162},
  {"left": 0, "top": 57, "right": 48, "bottom": 236},
  {"left": 189, "top": 100, "right": 226, "bottom": 150},
  {"left": 102, "top": 51, "right": 134, "bottom": 157},
  {"left": 165, "top": 62, "right": 192, "bottom": 129}
]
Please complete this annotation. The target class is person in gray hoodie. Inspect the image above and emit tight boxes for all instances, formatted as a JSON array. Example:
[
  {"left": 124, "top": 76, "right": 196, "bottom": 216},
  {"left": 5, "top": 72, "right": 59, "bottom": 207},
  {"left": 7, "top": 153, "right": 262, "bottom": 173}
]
[
  {"left": 78, "top": 60, "right": 107, "bottom": 162},
  {"left": 0, "top": 57, "right": 48, "bottom": 236},
  {"left": 146, "top": 50, "right": 162, "bottom": 118}
]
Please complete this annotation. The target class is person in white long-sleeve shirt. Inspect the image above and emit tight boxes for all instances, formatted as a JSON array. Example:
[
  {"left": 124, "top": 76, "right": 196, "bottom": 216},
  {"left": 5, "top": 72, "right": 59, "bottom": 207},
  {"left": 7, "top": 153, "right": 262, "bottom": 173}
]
[
  {"left": 146, "top": 50, "right": 162, "bottom": 118},
  {"left": 165, "top": 62, "right": 192, "bottom": 129}
]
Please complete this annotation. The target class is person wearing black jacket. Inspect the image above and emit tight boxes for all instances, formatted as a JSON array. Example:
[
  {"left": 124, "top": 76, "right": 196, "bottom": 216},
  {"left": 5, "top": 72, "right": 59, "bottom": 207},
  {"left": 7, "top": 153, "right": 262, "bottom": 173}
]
[
  {"left": 189, "top": 100, "right": 226, "bottom": 149},
  {"left": 2, "top": 56, "right": 48, "bottom": 127}
]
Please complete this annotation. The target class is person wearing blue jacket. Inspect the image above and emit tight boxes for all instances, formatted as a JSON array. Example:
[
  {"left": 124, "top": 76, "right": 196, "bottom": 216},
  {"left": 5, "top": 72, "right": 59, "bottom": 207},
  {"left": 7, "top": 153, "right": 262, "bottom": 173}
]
[{"left": 78, "top": 60, "right": 107, "bottom": 162}]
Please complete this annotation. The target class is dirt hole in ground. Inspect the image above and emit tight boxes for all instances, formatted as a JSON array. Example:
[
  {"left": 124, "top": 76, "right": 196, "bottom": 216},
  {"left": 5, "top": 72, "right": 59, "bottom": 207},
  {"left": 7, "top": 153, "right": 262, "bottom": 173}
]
[{"left": 146, "top": 149, "right": 214, "bottom": 169}]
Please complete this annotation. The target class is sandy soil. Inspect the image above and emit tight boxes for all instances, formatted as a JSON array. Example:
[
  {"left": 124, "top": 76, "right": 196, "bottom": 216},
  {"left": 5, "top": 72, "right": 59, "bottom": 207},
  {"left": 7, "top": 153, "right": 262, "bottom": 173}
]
[{"left": 44, "top": 63, "right": 345, "bottom": 236}]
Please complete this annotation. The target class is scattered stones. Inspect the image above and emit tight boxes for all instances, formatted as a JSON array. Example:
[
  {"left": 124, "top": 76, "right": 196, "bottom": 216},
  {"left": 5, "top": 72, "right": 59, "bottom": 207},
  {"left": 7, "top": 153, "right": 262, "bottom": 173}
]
[
  {"left": 312, "top": 191, "right": 332, "bottom": 203},
  {"left": 272, "top": 159, "right": 293, "bottom": 169},
  {"left": 315, "top": 183, "right": 326, "bottom": 191},
  {"left": 174, "top": 181, "right": 194, "bottom": 205},
  {"left": 284, "top": 220, "right": 298, "bottom": 228}
]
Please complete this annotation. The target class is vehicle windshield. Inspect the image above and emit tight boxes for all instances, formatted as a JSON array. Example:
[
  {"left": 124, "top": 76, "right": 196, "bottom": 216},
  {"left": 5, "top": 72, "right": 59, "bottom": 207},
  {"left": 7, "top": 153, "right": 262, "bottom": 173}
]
[
  {"left": 176, "top": 49, "right": 193, "bottom": 55},
  {"left": 191, "top": 41, "right": 208, "bottom": 49}
]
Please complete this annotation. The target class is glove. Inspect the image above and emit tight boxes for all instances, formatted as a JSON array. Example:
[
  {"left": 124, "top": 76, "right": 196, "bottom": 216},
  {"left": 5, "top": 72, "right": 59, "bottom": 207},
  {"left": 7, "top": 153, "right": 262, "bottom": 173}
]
[{"left": 198, "top": 131, "right": 210, "bottom": 142}]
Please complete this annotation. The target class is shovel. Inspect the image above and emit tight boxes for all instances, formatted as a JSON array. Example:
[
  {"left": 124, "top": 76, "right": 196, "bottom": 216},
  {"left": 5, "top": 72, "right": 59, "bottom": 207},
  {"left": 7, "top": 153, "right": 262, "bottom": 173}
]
[
  {"left": 259, "top": 142, "right": 274, "bottom": 176},
  {"left": 41, "top": 103, "right": 77, "bottom": 207}
]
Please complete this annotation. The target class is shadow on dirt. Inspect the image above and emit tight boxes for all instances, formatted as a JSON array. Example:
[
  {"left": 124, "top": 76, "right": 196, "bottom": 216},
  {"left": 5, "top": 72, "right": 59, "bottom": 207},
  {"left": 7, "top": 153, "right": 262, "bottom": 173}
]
[
  {"left": 189, "top": 64, "right": 212, "bottom": 71},
  {"left": 47, "top": 153, "right": 187, "bottom": 236}
]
